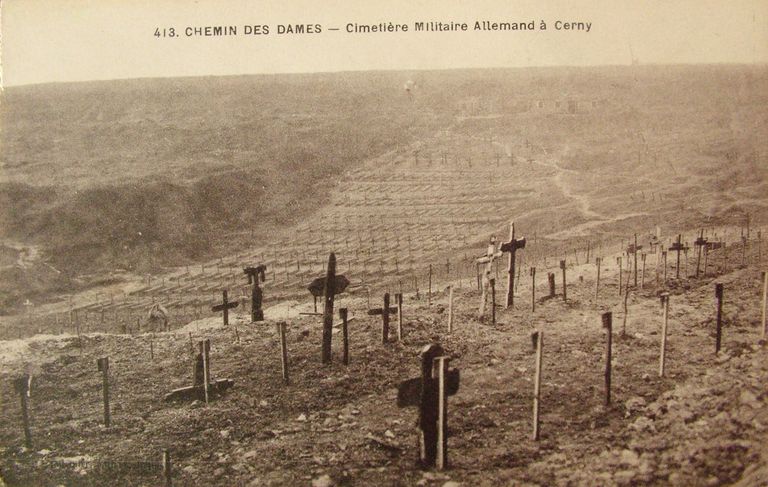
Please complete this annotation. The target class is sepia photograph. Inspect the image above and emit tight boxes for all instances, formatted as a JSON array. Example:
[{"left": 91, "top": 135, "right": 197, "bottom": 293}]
[{"left": 0, "top": 1, "right": 767, "bottom": 485}]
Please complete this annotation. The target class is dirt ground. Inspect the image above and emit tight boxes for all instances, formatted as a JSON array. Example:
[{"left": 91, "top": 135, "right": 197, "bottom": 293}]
[{"left": 1, "top": 236, "right": 766, "bottom": 486}]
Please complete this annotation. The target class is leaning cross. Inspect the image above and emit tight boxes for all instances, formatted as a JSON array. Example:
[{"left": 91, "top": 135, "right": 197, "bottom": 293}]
[
  {"left": 211, "top": 290, "right": 238, "bottom": 326},
  {"left": 368, "top": 293, "right": 398, "bottom": 344},
  {"left": 668, "top": 234, "right": 689, "bottom": 279},
  {"left": 397, "top": 343, "right": 460, "bottom": 469},
  {"left": 243, "top": 264, "right": 267, "bottom": 322},
  {"left": 499, "top": 222, "right": 526, "bottom": 308}
]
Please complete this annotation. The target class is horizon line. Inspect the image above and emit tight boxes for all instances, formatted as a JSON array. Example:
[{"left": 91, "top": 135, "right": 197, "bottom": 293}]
[{"left": 3, "top": 61, "right": 767, "bottom": 90}]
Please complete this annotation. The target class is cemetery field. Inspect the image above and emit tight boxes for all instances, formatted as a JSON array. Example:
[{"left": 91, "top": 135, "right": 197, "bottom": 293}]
[
  {"left": 0, "top": 239, "right": 767, "bottom": 486},
  {"left": 1, "top": 65, "right": 767, "bottom": 486}
]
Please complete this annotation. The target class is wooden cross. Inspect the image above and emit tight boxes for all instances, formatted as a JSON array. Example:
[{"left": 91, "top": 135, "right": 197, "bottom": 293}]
[
  {"left": 476, "top": 236, "right": 502, "bottom": 318},
  {"left": 626, "top": 234, "right": 643, "bottom": 287},
  {"left": 693, "top": 230, "right": 708, "bottom": 278},
  {"left": 397, "top": 343, "right": 460, "bottom": 469},
  {"left": 668, "top": 234, "right": 689, "bottom": 279},
  {"left": 243, "top": 265, "right": 267, "bottom": 322},
  {"left": 368, "top": 293, "right": 398, "bottom": 344},
  {"left": 164, "top": 339, "right": 234, "bottom": 402},
  {"left": 322, "top": 253, "right": 337, "bottom": 364},
  {"left": 211, "top": 290, "right": 238, "bottom": 326},
  {"left": 499, "top": 222, "right": 526, "bottom": 308}
]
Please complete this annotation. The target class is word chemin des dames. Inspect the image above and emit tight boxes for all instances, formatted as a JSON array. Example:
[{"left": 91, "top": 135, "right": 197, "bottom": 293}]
[{"left": 153, "top": 20, "right": 591, "bottom": 38}]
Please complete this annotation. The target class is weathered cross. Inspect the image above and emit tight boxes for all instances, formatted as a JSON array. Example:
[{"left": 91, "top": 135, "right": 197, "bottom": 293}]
[
  {"left": 397, "top": 343, "right": 460, "bottom": 469},
  {"left": 693, "top": 229, "right": 708, "bottom": 278},
  {"left": 499, "top": 222, "right": 526, "bottom": 308},
  {"left": 626, "top": 234, "right": 643, "bottom": 287},
  {"left": 164, "top": 339, "right": 234, "bottom": 402},
  {"left": 368, "top": 293, "right": 399, "bottom": 344},
  {"left": 211, "top": 290, "right": 238, "bottom": 326},
  {"left": 668, "top": 234, "right": 689, "bottom": 279},
  {"left": 476, "top": 236, "right": 502, "bottom": 318},
  {"left": 243, "top": 264, "right": 267, "bottom": 322}
]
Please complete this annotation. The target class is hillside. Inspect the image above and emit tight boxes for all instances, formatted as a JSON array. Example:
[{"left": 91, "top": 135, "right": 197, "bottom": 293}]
[{"left": 2, "top": 65, "right": 767, "bottom": 325}]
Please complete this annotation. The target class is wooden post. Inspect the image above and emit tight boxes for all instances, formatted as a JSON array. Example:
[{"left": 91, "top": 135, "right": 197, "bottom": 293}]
[
  {"left": 428, "top": 264, "right": 433, "bottom": 305},
  {"left": 530, "top": 267, "right": 536, "bottom": 312},
  {"left": 532, "top": 330, "right": 543, "bottom": 441},
  {"left": 96, "top": 357, "right": 110, "bottom": 427},
  {"left": 715, "top": 283, "right": 724, "bottom": 354},
  {"left": 641, "top": 253, "right": 647, "bottom": 289},
  {"left": 162, "top": 449, "right": 172, "bottom": 487},
  {"left": 396, "top": 293, "right": 404, "bottom": 341},
  {"left": 14, "top": 375, "right": 32, "bottom": 448},
  {"left": 761, "top": 271, "right": 767, "bottom": 339},
  {"left": 382, "top": 293, "right": 391, "bottom": 344},
  {"left": 490, "top": 278, "right": 496, "bottom": 326},
  {"left": 633, "top": 234, "right": 639, "bottom": 287},
  {"left": 617, "top": 257, "right": 623, "bottom": 296},
  {"left": 659, "top": 293, "right": 669, "bottom": 377},
  {"left": 340, "top": 309, "right": 350, "bottom": 365},
  {"left": 547, "top": 273, "right": 556, "bottom": 298},
  {"left": 602, "top": 312, "right": 612, "bottom": 406},
  {"left": 663, "top": 250, "right": 668, "bottom": 283},
  {"left": 200, "top": 339, "right": 210, "bottom": 404},
  {"left": 595, "top": 257, "right": 601, "bottom": 301},
  {"left": 622, "top": 285, "right": 630, "bottom": 336},
  {"left": 278, "top": 322, "right": 289, "bottom": 384},
  {"left": 322, "top": 253, "right": 337, "bottom": 364},
  {"left": 560, "top": 260, "right": 567, "bottom": 302},
  {"left": 434, "top": 356, "right": 448, "bottom": 471},
  {"left": 448, "top": 286, "right": 454, "bottom": 333}
]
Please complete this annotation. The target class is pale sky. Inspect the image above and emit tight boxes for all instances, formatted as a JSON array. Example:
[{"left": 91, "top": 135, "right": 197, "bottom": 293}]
[{"left": 1, "top": 0, "right": 767, "bottom": 86}]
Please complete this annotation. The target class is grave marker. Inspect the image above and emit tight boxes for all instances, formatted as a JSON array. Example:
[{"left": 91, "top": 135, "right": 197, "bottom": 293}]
[
  {"left": 595, "top": 257, "right": 602, "bottom": 301},
  {"left": 397, "top": 344, "right": 460, "bottom": 469},
  {"left": 627, "top": 234, "right": 643, "bottom": 287},
  {"left": 96, "top": 357, "right": 111, "bottom": 427},
  {"left": 669, "top": 235, "right": 688, "bottom": 280},
  {"left": 211, "top": 290, "right": 238, "bottom": 326},
  {"left": 694, "top": 230, "right": 708, "bottom": 278},
  {"left": 368, "top": 293, "right": 398, "bottom": 344},
  {"left": 339, "top": 308, "right": 350, "bottom": 365},
  {"left": 659, "top": 293, "right": 670, "bottom": 377},
  {"left": 278, "top": 322, "right": 289, "bottom": 384},
  {"left": 243, "top": 265, "right": 267, "bottom": 322},
  {"left": 13, "top": 375, "right": 32, "bottom": 448},
  {"left": 547, "top": 273, "right": 556, "bottom": 298},
  {"left": 162, "top": 449, "right": 172, "bottom": 487},
  {"left": 499, "top": 222, "right": 526, "bottom": 308},
  {"left": 532, "top": 330, "right": 543, "bottom": 441},
  {"left": 715, "top": 283, "right": 724, "bottom": 354},
  {"left": 602, "top": 312, "right": 613, "bottom": 406},
  {"left": 560, "top": 260, "right": 567, "bottom": 302},
  {"left": 322, "top": 253, "right": 337, "bottom": 364},
  {"left": 164, "top": 339, "right": 234, "bottom": 402}
]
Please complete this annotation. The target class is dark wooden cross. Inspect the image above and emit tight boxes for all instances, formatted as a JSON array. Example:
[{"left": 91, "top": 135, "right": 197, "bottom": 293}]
[
  {"left": 13, "top": 375, "right": 32, "bottom": 448},
  {"left": 321, "top": 253, "right": 338, "bottom": 364},
  {"left": 626, "top": 234, "right": 643, "bottom": 287},
  {"left": 164, "top": 339, "right": 234, "bottom": 402},
  {"left": 693, "top": 230, "right": 708, "bottom": 278},
  {"left": 499, "top": 222, "right": 526, "bottom": 308},
  {"left": 308, "top": 272, "right": 349, "bottom": 313},
  {"left": 397, "top": 343, "right": 460, "bottom": 469},
  {"left": 368, "top": 293, "right": 398, "bottom": 344},
  {"left": 243, "top": 265, "right": 267, "bottom": 322},
  {"left": 668, "top": 234, "right": 689, "bottom": 279},
  {"left": 211, "top": 290, "right": 238, "bottom": 326}
]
